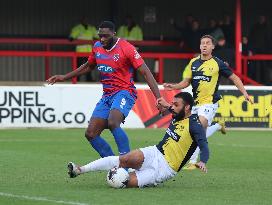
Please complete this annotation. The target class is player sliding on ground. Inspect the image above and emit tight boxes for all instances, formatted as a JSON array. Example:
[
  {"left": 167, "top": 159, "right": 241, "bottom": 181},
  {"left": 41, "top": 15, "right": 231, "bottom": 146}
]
[
  {"left": 67, "top": 92, "right": 210, "bottom": 188},
  {"left": 163, "top": 35, "right": 253, "bottom": 170}
]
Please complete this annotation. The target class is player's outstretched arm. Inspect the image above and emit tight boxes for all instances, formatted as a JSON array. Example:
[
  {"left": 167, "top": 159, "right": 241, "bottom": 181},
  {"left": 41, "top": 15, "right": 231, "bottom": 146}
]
[
  {"left": 138, "top": 63, "right": 169, "bottom": 113},
  {"left": 163, "top": 78, "right": 191, "bottom": 91},
  {"left": 46, "top": 62, "right": 95, "bottom": 85},
  {"left": 228, "top": 74, "right": 253, "bottom": 104}
]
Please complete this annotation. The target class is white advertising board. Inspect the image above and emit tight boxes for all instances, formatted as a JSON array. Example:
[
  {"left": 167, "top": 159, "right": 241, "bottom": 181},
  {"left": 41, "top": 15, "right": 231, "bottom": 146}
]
[
  {"left": 1, "top": 84, "right": 271, "bottom": 128},
  {"left": 0, "top": 85, "right": 145, "bottom": 128}
]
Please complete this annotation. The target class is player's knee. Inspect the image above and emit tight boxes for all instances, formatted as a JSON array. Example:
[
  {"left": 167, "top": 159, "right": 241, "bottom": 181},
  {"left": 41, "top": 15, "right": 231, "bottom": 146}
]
[
  {"left": 108, "top": 119, "right": 121, "bottom": 130},
  {"left": 119, "top": 154, "right": 130, "bottom": 167},
  {"left": 199, "top": 116, "right": 208, "bottom": 128},
  {"left": 119, "top": 151, "right": 142, "bottom": 169},
  {"left": 85, "top": 129, "right": 98, "bottom": 140}
]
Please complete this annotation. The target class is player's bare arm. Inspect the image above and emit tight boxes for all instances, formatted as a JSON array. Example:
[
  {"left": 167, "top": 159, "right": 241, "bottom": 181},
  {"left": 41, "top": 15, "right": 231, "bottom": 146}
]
[
  {"left": 228, "top": 73, "right": 253, "bottom": 104},
  {"left": 138, "top": 63, "right": 166, "bottom": 112},
  {"left": 137, "top": 63, "right": 162, "bottom": 100},
  {"left": 46, "top": 62, "right": 96, "bottom": 85},
  {"left": 163, "top": 78, "right": 191, "bottom": 90}
]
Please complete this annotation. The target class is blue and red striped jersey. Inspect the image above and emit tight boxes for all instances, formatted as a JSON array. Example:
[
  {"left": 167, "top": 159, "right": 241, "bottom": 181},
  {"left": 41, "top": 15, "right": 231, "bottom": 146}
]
[{"left": 88, "top": 38, "right": 144, "bottom": 98}]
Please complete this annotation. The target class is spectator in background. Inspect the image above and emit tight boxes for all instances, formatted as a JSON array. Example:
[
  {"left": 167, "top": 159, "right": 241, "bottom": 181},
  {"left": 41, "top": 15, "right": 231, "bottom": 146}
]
[
  {"left": 207, "top": 18, "right": 225, "bottom": 42},
  {"left": 184, "top": 14, "right": 195, "bottom": 30},
  {"left": 213, "top": 36, "right": 234, "bottom": 68},
  {"left": 117, "top": 15, "right": 143, "bottom": 82},
  {"left": 205, "top": 18, "right": 217, "bottom": 34},
  {"left": 186, "top": 20, "right": 204, "bottom": 52},
  {"left": 249, "top": 15, "right": 270, "bottom": 54},
  {"left": 242, "top": 36, "right": 253, "bottom": 56},
  {"left": 117, "top": 16, "right": 143, "bottom": 41},
  {"left": 242, "top": 36, "right": 255, "bottom": 80},
  {"left": 220, "top": 15, "right": 234, "bottom": 47},
  {"left": 170, "top": 14, "right": 195, "bottom": 50},
  {"left": 69, "top": 16, "right": 98, "bottom": 81},
  {"left": 249, "top": 15, "right": 271, "bottom": 84}
]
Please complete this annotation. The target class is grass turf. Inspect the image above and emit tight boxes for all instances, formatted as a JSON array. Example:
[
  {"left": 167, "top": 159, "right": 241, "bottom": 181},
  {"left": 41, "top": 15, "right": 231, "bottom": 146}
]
[{"left": 0, "top": 129, "right": 271, "bottom": 205}]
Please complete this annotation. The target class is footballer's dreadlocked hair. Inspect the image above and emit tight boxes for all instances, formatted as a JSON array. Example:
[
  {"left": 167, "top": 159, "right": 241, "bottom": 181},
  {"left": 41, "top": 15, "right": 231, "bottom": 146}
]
[{"left": 99, "top": 21, "right": 115, "bottom": 32}]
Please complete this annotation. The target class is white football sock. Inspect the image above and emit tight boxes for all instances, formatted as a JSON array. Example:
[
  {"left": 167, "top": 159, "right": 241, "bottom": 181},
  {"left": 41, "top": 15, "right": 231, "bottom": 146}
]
[
  {"left": 189, "top": 147, "right": 200, "bottom": 164},
  {"left": 80, "top": 156, "right": 120, "bottom": 173},
  {"left": 206, "top": 123, "right": 221, "bottom": 138}
]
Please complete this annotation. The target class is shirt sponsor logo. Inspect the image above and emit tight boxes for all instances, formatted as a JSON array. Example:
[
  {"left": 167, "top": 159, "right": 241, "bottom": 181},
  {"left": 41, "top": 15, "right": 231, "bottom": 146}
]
[
  {"left": 97, "top": 64, "right": 115, "bottom": 73},
  {"left": 193, "top": 75, "right": 211, "bottom": 82},
  {"left": 166, "top": 128, "right": 179, "bottom": 141}
]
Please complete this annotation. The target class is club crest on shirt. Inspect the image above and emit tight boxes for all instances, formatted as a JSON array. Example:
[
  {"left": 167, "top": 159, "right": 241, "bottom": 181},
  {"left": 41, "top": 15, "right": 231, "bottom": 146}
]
[{"left": 113, "top": 54, "right": 120, "bottom": 62}]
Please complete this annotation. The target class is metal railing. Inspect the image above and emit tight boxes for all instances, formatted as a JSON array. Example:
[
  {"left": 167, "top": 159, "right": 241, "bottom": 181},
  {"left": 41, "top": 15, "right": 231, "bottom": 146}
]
[{"left": 0, "top": 38, "right": 266, "bottom": 85}]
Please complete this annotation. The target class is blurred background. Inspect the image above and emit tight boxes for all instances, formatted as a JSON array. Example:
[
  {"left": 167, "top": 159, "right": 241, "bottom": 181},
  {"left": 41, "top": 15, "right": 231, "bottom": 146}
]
[{"left": 0, "top": 0, "right": 271, "bottom": 85}]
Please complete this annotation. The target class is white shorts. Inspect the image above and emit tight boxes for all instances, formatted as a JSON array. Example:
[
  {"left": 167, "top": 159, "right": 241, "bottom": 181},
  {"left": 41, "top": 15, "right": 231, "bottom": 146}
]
[
  {"left": 135, "top": 145, "right": 177, "bottom": 188},
  {"left": 191, "top": 103, "right": 218, "bottom": 126}
]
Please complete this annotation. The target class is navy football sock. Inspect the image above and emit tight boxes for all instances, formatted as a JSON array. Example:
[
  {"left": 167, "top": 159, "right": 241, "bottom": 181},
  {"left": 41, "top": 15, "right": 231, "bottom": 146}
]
[
  {"left": 90, "top": 136, "right": 114, "bottom": 157},
  {"left": 111, "top": 127, "right": 130, "bottom": 155}
]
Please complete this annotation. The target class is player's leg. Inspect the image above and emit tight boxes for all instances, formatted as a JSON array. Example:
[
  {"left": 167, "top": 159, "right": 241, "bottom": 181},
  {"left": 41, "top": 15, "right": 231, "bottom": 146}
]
[
  {"left": 67, "top": 149, "right": 144, "bottom": 178},
  {"left": 126, "top": 147, "right": 157, "bottom": 188},
  {"left": 108, "top": 91, "right": 136, "bottom": 155},
  {"left": 119, "top": 149, "right": 144, "bottom": 169},
  {"left": 198, "top": 115, "right": 209, "bottom": 130},
  {"left": 108, "top": 109, "right": 130, "bottom": 155},
  {"left": 85, "top": 117, "right": 114, "bottom": 157},
  {"left": 205, "top": 103, "right": 226, "bottom": 137},
  {"left": 128, "top": 146, "right": 176, "bottom": 188},
  {"left": 186, "top": 103, "right": 223, "bottom": 169},
  {"left": 86, "top": 97, "right": 114, "bottom": 157},
  {"left": 206, "top": 123, "right": 223, "bottom": 137},
  {"left": 67, "top": 156, "right": 120, "bottom": 178}
]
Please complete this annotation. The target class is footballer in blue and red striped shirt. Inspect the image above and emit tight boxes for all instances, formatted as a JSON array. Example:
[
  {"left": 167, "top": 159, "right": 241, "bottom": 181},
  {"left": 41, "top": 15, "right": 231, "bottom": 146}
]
[{"left": 47, "top": 21, "right": 163, "bottom": 158}]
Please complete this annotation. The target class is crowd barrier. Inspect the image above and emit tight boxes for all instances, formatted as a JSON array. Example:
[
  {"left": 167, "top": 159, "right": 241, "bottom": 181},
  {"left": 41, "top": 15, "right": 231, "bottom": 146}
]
[{"left": 0, "top": 38, "right": 266, "bottom": 85}]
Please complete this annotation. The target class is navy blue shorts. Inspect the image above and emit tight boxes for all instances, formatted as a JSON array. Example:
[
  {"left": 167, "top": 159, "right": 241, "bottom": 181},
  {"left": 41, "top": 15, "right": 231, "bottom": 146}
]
[{"left": 91, "top": 90, "right": 136, "bottom": 119}]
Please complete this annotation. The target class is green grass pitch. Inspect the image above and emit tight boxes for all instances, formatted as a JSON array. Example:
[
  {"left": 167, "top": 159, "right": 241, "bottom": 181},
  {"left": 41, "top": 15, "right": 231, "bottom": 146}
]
[{"left": 0, "top": 129, "right": 271, "bottom": 205}]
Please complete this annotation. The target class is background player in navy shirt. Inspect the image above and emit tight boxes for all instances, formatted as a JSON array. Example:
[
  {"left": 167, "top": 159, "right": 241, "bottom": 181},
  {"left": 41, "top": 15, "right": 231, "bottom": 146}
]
[
  {"left": 47, "top": 21, "right": 163, "bottom": 158},
  {"left": 163, "top": 35, "right": 253, "bottom": 169}
]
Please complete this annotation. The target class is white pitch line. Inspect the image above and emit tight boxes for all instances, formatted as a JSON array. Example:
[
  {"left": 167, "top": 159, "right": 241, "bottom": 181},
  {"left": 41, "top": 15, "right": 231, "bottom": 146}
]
[{"left": 0, "top": 192, "right": 89, "bottom": 205}]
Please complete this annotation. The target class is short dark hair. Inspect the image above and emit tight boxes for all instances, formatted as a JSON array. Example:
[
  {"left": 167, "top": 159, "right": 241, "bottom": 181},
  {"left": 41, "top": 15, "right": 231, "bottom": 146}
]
[
  {"left": 98, "top": 21, "right": 115, "bottom": 31},
  {"left": 174, "top": 92, "right": 194, "bottom": 110},
  {"left": 200, "top": 34, "right": 216, "bottom": 45}
]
